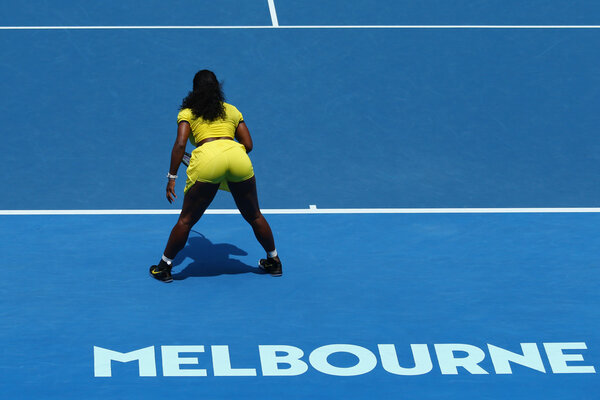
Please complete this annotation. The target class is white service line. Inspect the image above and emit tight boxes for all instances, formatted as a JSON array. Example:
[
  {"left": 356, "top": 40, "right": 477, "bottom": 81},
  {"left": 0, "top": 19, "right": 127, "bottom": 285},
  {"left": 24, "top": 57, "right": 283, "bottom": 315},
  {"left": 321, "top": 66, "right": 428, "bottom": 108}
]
[
  {"left": 0, "top": 25, "right": 275, "bottom": 30},
  {"left": 1, "top": 25, "right": 600, "bottom": 30},
  {"left": 278, "top": 25, "right": 600, "bottom": 29},
  {"left": 267, "top": 0, "right": 279, "bottom": 27},
  {"left": 2, "top": 207, "right": 600, "bottom": 216}
]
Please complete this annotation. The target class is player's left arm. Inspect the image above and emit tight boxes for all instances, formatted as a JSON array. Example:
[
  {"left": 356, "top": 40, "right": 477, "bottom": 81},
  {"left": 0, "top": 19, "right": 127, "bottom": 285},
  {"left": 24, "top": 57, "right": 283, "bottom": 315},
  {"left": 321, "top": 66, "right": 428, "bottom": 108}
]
[{"left": 235, "top": 121, "right": 253, "bottom": 153}]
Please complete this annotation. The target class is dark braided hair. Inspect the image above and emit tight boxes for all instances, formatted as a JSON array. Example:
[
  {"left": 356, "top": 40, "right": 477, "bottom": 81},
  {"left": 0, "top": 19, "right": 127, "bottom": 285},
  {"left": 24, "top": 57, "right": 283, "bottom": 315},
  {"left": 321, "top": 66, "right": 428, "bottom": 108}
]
[{"left": 180, "top": 70, "right": 226, "bottom": 122}]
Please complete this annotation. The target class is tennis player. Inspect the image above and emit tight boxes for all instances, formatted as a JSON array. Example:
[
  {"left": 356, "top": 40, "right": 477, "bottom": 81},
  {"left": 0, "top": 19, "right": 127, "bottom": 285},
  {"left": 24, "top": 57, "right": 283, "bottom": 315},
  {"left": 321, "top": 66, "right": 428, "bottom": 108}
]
[{"left": 150, "top": 70, "right": 282, "bottom": 282}]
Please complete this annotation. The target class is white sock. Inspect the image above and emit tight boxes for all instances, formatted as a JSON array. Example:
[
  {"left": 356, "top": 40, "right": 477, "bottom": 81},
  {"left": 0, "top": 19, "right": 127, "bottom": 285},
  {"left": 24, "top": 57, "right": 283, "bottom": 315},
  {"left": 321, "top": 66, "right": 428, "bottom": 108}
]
[
  {"left": 161, "top": 254, "right": 173, "bottom": 265},
  {"left": 267, "top": 249, "right": 278, "bottom": 258}
]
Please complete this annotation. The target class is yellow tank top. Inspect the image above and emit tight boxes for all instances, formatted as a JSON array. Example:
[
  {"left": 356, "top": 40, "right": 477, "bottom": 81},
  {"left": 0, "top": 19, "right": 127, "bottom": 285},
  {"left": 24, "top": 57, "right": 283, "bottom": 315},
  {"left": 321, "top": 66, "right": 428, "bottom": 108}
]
[{"left": 177, "top": 102, "right": 244, "bottom": 146}]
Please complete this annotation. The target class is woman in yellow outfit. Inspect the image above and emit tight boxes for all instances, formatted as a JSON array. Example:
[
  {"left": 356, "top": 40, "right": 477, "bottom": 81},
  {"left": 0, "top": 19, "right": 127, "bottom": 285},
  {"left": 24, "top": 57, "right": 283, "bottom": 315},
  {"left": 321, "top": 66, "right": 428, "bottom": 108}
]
[{"left": 150, "top": 70, "right": 282, "bottom": 282}]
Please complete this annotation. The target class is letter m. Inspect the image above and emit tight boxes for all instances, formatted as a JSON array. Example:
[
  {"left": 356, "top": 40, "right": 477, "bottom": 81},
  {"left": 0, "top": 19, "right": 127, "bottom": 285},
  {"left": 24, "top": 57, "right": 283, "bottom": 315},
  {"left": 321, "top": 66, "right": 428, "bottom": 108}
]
[{"left": 94, "top": 346, "right": 157, "bottom": 377}]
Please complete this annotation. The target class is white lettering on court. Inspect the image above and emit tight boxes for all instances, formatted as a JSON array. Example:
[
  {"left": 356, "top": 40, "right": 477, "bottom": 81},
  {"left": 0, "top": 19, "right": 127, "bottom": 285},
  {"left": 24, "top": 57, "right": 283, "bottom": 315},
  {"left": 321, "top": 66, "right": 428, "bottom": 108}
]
[
  {"left": 309, "top": 344, "right": 377, "bottom": 376},
  {"left": 543, "top": 342, "right": 596, "bottom": 374},
  {"left": 378, "top": 344, "right": 433, "bottom": 375},
  {"left": 94, "top": 346, "right": 157, "bottom": 377},
  {"left": 211, "top": 345, "right": 257, "bottom": 376},
  {"left": 488, "top": 343, "right": 545, "bottom": 374},
  {"left": 92, "top": 342, "right": 596, "bottom": 377},
  {"left": 259, "top": 345, "right": 309, "bottom": 376},
  {"left": 434, "top": 344, "right": 489, "bottom": 375},
  {"left": 161, "top": 345, "right": 207, "bottom": 377}
]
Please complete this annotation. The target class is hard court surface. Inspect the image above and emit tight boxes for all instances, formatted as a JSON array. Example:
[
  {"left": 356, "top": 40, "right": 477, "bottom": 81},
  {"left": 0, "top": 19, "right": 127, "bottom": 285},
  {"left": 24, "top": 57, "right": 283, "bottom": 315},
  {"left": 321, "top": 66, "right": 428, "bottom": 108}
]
[{"left": 1, "top": 1, "right": 599, "bottom": 399}]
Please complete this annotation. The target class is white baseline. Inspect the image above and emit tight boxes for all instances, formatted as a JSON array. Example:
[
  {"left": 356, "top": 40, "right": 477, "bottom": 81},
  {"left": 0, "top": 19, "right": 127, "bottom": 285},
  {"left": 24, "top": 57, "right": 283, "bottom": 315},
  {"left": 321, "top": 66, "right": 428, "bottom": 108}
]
[{"left": 2, "top": 207, "right": 600, "bottom": 215}]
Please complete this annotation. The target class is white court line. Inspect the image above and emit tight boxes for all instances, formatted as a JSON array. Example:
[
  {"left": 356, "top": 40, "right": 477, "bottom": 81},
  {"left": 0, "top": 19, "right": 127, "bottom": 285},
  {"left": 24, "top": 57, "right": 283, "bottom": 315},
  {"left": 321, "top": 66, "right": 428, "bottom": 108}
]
[
  {"left": 276, "top": 25, "right": 600, "bottom": 29},
  {"left": 2, "top": 208, "right": 600, "bottom": 215},
  {"left": 1, "top": 25, "right": 600, "bottom": 30},
  {"left": 0, "top": 25, "right": 275, "bottom": 30},
  {"left": 268, "top": 0, "right": 279, "bottom": 27}
]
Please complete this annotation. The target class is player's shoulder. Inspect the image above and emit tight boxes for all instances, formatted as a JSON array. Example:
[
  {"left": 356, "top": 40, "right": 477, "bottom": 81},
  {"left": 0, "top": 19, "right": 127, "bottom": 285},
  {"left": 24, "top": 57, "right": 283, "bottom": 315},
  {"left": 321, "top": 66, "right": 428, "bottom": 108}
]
[
  {"left": 177, "top": 107, "right": 194, "bottom": 122},
  {"left": 178, "top": 107, "right": 193, "bottom": 117},
  {"left": 223, "top": 102, "right": 240, "bottom": 113},
  {"left": 223, "top": 103, "right": 243, "bottom": 122}
]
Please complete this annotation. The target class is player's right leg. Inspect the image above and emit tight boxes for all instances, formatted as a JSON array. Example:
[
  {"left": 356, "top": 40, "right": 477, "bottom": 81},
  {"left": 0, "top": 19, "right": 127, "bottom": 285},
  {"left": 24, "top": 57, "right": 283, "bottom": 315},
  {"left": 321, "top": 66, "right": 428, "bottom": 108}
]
[{"left": 150, "top": 180, "right": 219, "bottom": 282}]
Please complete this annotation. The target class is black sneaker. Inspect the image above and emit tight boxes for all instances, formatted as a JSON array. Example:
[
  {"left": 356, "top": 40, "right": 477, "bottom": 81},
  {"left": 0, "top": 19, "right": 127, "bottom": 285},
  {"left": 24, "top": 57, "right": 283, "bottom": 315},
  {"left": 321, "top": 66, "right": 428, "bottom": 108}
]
[
  {"left": 149, "top": 261, "right": 173, "bottom": 283},
  {"left": 259, "top": 257, "right": 282, "bottom": 277}
]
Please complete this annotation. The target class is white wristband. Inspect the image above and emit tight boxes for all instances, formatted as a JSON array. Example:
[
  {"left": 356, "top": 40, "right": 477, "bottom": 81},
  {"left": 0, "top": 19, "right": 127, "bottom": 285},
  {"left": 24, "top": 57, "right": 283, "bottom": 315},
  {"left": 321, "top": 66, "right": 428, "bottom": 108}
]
[{"left": 166, "top": 173, "right": 178, "bottom": 180}]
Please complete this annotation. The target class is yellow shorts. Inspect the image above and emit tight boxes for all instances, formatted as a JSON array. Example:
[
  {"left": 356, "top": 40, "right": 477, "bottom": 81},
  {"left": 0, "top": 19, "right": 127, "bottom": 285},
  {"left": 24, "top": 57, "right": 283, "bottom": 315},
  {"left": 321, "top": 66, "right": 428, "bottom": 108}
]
[{"left": 184, "top": 140, "right": 254, "bottom": 193}]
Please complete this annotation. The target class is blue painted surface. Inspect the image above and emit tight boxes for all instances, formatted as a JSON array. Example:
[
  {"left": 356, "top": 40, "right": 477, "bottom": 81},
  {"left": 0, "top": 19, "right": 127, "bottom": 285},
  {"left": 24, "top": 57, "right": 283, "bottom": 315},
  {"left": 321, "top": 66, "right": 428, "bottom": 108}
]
[
  {"left": 0, "top": 1, "right": 270, "bottom": 26},
  {"left": 1, "top": 2, "right": 599, "bottom": 398},
  {"left": 1, "top": 28, "right": 599, "bottom": 209},
  {"left": 1, "top": 213, "right": 599, "bottom": 398},
  {"left": 276, "top": 0, "right": 600, "bottom": 25}
]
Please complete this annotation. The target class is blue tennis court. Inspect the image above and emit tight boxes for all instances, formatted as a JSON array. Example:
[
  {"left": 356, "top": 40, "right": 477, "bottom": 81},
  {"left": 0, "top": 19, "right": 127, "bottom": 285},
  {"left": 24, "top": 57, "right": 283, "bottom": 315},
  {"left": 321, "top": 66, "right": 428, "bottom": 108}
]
[{"left": 1, "top": 1, "right": 599, "bottom": 399}]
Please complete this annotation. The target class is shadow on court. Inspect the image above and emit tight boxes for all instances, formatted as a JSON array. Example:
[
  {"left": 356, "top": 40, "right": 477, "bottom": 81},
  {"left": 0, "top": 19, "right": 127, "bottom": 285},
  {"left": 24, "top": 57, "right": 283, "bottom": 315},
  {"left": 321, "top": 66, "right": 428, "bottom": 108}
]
[{"left": 172, "top": 233, "right": 263, "bottom": 279}]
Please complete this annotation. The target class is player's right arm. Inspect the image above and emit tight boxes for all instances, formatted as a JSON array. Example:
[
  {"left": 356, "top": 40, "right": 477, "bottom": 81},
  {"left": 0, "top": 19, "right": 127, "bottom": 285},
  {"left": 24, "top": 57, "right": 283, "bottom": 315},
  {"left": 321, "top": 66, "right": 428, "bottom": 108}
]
[{"left": 166, "top": 121, "right": 190, "bottom": 203}]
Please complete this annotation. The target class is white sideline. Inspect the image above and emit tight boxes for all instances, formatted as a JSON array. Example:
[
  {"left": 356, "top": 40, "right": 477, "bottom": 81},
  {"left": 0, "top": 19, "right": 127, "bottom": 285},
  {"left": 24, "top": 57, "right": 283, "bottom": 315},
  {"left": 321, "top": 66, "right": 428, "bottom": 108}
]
[
  {"left": 2, "top": 207, "right": 600, "bottom": 215},
  {"left": 1, "top": 25, "right": 600, "bottom": 30}
]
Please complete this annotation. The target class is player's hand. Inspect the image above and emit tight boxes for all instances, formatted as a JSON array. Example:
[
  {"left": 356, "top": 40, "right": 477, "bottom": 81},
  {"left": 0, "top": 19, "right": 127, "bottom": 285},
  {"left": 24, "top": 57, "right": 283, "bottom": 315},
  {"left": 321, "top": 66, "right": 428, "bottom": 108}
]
[{"left": 166, "top": 180, "right": 177, "bottom": 203}]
